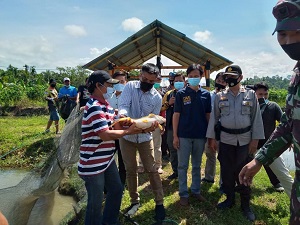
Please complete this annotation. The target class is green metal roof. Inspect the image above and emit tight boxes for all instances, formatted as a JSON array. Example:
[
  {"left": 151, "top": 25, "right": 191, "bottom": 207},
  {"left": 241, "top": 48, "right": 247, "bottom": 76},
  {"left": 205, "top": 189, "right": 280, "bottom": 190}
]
[{"left": 83, "top": 19, "right": 232, "bottom": 72}]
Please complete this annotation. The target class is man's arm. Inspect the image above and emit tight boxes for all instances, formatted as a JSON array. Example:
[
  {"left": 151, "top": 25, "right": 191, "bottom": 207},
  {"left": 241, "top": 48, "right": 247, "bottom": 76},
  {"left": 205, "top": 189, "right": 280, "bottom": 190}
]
[{"left": 172, "top": 112, "right": 180, "bottom": 150}]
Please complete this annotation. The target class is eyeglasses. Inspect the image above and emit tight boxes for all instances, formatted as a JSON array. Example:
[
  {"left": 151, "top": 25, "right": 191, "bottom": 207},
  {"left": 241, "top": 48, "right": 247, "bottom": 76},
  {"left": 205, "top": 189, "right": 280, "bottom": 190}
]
[{"left": 273, "top": 1, "right": 300, "bottom": 21}]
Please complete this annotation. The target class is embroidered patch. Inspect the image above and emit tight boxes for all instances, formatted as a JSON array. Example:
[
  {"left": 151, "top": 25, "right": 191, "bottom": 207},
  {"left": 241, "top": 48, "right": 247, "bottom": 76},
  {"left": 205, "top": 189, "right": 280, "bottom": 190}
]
[{"left": 183, "top": 96, "right": 191, "bottom": 105}]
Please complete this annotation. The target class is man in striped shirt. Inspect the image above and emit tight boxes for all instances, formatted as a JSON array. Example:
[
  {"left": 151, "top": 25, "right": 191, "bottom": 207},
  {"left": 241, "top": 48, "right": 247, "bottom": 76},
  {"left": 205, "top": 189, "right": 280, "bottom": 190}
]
[
  {"left": 78, "top": 70, "right": 143, "bottom": 225},
  {"left": 118, "top": 63, "right": 166, "bottom": 221}
]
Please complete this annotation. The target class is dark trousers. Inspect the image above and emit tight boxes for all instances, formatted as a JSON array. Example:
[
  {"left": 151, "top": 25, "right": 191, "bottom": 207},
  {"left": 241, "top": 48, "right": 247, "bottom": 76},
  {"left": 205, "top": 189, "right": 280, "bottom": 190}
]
[
  {"left": 167, "top": 128, "right": 178, "bottom": 175},
  {"left": 264, "top": 165, "right": 280, "bottom": 186},
  {"left": 161, "top": 129, "right": 169, "bottom": 157},
  {"left": 116, "top": 139, "right": 126, "bottom": 186},
  {"left": 218, "top": 142, "right": 251, "bottom": 198}
]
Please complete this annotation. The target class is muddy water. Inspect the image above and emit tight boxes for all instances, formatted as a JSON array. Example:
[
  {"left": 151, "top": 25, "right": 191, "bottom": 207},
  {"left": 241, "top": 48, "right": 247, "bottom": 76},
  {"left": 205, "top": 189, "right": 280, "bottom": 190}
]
[{"left": 0, "top": 170, "right": 75, "bottom": 225}]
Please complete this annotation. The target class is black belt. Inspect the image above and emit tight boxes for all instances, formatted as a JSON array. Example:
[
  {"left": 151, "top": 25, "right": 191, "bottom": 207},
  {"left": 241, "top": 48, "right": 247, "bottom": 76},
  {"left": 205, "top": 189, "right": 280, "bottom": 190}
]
[{"left": 220, "top": 126, "right": 251, "bottom": 134}]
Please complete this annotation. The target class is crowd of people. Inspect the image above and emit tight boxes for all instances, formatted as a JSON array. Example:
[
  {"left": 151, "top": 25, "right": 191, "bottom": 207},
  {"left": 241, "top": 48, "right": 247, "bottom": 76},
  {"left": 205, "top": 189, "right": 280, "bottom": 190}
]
[{"left": 38, "top": 0, "right": 300, "bottom": 224}]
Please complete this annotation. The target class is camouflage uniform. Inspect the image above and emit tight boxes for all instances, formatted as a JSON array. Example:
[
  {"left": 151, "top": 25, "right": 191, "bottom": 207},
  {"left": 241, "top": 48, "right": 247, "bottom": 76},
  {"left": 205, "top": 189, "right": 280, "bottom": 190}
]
[{"left": 255, "top": 67, "right": 300, "bottom": 224}]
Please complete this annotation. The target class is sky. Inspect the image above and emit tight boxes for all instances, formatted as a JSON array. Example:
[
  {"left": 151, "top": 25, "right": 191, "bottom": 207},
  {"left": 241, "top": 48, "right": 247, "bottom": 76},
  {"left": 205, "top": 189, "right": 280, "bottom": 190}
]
[{"left": 0, "top": 0, "right": 296, "bottom": 79}]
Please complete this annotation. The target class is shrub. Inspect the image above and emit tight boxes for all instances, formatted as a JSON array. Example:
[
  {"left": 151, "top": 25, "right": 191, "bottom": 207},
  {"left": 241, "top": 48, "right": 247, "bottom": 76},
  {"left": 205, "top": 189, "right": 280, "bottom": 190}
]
[
  {"left": 25, "top": 85, "right": 46, "bottom": 101},
  {"left": 0, "top": 83, "right": 25, "bottom": 107}
]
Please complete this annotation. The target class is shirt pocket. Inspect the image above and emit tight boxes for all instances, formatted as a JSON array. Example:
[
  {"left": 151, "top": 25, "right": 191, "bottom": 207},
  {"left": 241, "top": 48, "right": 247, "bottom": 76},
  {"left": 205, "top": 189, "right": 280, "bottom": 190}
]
[
  {"left": 241, "top": 100, "right": 253, "bottom": 115},
  {"left": 219, "top": 101, "right": 229, "bottom": 116},
  {"left": 143, "top": 103, "right": 155, "bottom": 115}
]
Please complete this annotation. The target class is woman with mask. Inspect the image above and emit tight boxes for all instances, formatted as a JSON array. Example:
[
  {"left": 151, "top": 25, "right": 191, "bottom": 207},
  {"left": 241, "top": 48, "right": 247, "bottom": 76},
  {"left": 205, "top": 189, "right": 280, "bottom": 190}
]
[
  {"left": 78, "top": 70, "right": 143, "bottom": 225},
  {"left": 239, "top": 1, "right": 300, "bottom": 223},
  {"left": 107, "top": 71, "right": 128, "bottom": 186},
  {"left": 173, "top": 64, "right": 211, "bottom": 206},
  {"left": 44, "top": 78, "right": 60, "bottom": 134}
]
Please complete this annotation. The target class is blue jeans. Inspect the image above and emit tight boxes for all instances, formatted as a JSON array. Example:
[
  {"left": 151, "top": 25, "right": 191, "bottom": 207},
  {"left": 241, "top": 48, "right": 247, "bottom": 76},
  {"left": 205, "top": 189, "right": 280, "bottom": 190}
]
[
  {"left": 178, "top": 138, "right": 206, "bottom": 197},
  {"left": 80, "top": 161, "right": 123, "bottom": 225}
]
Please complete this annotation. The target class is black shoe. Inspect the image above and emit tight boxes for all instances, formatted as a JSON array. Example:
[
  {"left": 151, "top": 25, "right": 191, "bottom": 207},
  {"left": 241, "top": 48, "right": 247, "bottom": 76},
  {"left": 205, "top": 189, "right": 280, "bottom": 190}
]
[
  {"left": 241, "top": 206, "right": 255, "bottom": 222},
  {"left": 154, "top": 204, "right": 166, "bottom": 221},
  {"left": 217, "top": 198, "right": 235, "bottom": 209},
  {"left": 201, "top": 178, "right": 214, "bottom": 183},
  {"left": 167, "top": 173, "right": 178, "bottom": 180}
]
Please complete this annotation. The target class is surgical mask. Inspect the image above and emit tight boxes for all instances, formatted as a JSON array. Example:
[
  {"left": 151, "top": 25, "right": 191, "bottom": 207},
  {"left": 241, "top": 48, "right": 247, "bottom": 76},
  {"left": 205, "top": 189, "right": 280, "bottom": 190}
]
[
  {"left": 154, "top": 83, "right": 160, "bottom": 89},
  {"left": 174, "top": 82, "right": 184, "bottom": 90},
  {"left": 140, "top": 81, "right": 154, "bottom": 92},
  {"left": 265, "top": 99, "right": 269, "bottom": 104},
  {"left": 215, "top": 83, "right": 226, "bottom": 90},
  {"left": 103, "top": 87, "right": 115, "bottom": 99},
  {"left": 225, "top": 76, "right": 240, "bottom": 87},
  {"left": 281, "top": 43, "right": 300, "bottom": 61},
  {"left": 188, "top": 78, "right": 200, "bottom": 87},
  {"left": 65, "top": 85, "right": 70, "bottom": 88},
  {"left": 114, "top": 83, "right": 125, "bottom": 92}
]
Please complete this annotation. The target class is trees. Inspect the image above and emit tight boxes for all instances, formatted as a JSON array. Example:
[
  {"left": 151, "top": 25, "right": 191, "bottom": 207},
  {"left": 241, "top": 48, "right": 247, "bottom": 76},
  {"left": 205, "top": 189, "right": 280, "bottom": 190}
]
[{"left": 0, "top": 65, "right": 90, "bottom": 107}]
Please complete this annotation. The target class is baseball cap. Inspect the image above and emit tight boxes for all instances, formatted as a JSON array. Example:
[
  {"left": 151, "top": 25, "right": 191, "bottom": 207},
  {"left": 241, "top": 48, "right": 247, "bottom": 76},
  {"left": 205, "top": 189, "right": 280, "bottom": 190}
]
[
  {"left": 49, "top": 78, "right": 56, "bottom": 84},
  {"left": 88, "top": 70, "right": 119, "bottom": 85},
  {"left": 272, "top": 0, "right": 300, "bottom": 35},
  {"left": 63, "top": 77, "right": 70, "bottom": 82},
  {"left": 223, "top": 65, "right": 242, "bottom": 76}
]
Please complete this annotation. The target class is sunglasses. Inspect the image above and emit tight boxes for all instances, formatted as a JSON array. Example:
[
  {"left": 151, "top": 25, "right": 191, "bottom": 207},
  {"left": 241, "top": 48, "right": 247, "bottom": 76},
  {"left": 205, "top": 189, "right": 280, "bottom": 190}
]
[{"left": 273, "top": 1, "right": 300, "bottom": 21}]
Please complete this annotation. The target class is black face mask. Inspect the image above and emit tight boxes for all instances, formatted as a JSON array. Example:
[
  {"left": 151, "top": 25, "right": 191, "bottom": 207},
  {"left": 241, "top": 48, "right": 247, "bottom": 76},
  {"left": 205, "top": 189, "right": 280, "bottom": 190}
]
[
  {"left": 225, "top": 76, "right": 240, "bottom": 87},
  {"left": 258, "top": 97, "right": 266, "bottom": 105},
  {"left": 169, "top": 80, "right": 174, "bottom": 85},
  {"left": 281, "top": 43, "right": 300, "bottom": 61},
  {"left": 140, "top": 81, "right": 154, "bottom": 92},
  {"left": 215, "top": 83, "right": 226, "bottom": 90},
  {"left": 50, "top": 84, "right": 56, "bottom": 87}
]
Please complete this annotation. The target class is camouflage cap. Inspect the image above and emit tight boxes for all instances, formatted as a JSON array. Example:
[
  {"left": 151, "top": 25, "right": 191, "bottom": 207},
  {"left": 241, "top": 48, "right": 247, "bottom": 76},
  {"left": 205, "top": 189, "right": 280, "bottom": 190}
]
[{"left": 272, "top": 0, "right": 300, "bottom": 34}]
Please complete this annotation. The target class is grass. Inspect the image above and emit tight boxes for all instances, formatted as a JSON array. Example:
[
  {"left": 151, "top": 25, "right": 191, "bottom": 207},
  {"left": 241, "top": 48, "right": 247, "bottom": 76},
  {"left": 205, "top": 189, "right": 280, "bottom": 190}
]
[
  {"left": 0, "top": 116, "right": 292, "bottom": 225},
  {"left": 0, "top": 115, "right": 65, "bottom": 169}
]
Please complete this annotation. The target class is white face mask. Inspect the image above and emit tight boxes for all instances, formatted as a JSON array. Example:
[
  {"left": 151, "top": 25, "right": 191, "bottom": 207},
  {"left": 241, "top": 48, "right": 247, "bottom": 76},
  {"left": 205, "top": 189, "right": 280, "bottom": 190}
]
[
  {"left": 103, "top": 87, "right": 115, "bottom": 99},
  {"left": 114, "top": 83, "right": 125, "bottom": 92}
]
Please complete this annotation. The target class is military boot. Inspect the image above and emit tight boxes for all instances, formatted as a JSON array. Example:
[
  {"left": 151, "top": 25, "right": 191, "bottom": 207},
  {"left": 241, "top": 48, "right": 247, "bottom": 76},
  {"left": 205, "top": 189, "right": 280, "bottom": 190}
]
[
  {"left": 217, "top": 194, "right": 235, "bottom": 209},
  {"left": 241, "top": 196, "right": 255, "bottom": 222}
]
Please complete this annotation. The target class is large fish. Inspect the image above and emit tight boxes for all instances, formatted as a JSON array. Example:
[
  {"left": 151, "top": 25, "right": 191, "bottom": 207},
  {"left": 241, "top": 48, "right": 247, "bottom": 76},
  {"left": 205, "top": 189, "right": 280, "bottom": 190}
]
[{"left": 112, "top": 114, "right": 166, "bottom": 130}]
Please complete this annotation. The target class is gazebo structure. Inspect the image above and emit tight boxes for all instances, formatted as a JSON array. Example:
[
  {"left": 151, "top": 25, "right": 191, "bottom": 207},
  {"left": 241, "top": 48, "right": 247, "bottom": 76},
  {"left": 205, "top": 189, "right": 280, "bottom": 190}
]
[{"left": 83, "top": 19, "right": 232, "bottom": 87}]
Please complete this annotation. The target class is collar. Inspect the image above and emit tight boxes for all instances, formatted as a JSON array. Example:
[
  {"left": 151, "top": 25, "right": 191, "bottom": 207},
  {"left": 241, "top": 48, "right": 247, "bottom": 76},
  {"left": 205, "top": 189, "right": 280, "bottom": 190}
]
[
  {"left": 186, "top": 85, "right": 201, "bottom": 92},
  {"left": 90, "top": 95, "right": 107, "bottom": 105}
]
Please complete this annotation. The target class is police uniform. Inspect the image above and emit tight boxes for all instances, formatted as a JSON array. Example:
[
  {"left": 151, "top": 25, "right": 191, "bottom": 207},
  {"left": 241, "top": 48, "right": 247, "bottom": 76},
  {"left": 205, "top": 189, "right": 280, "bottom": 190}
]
[{"left": 206, "top": 66, "right": 264, "bottom": 221}]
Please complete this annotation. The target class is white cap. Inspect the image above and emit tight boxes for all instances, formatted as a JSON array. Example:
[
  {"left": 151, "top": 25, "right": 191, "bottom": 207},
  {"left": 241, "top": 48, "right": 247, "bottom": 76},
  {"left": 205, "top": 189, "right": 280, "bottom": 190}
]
[{"left": 63, "top": 77, "right": 70, "bottom": 82}]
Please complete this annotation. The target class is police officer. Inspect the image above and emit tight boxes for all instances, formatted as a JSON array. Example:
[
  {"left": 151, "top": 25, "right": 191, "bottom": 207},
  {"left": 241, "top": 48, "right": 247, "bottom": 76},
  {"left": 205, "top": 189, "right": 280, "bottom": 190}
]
[{"left": 206, "top": 65, "right": 264, "bottom": 222}]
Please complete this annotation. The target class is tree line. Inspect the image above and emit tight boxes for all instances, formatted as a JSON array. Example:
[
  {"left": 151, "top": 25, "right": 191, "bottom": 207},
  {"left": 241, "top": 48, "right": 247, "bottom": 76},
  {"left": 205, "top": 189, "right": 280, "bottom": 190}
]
[{"left": 0, "top": 65, "right": 290, "bottom": 108}]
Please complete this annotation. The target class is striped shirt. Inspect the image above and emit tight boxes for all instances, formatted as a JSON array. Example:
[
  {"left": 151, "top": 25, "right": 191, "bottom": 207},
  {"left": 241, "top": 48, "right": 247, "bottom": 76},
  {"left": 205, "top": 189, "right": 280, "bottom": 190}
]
[
  {"left": 78, "top": 95, "right": 115, "bottom": 176},
  {"left": 118, "top": 80, "right": 162, "bottom": 143}
]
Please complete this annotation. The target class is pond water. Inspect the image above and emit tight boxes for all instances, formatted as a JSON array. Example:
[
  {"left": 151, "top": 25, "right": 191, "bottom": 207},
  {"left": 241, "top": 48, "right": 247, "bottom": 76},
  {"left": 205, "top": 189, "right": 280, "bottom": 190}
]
[{"left": 0, "top": 169, "right": 75, "bottom": 225}]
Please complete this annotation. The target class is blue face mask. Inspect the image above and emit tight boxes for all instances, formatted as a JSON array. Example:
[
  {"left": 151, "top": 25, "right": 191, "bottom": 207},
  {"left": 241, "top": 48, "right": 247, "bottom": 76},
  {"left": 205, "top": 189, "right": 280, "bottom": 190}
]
[
  {"left": 265, "top": 99, "right": 269, "bottom": 104},
  {"left": 188, "top": 78, "right": 200, "bottom": 87},
  {"left": 114, "top": 83, "right": 125, "bottom": 92},
  {"left": 103, "top": 87, "right": 115, "bottom": 99},
  {"left": 174, "top": 82, "right": 184, "bottom": 90},
  {"left": 154, "top": 83, "right": 160, "bottom": 89}
]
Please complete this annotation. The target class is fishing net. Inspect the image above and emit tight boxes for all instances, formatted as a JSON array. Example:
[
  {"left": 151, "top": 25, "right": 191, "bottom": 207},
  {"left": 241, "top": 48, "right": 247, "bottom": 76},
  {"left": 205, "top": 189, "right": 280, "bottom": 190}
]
[{"left": 0, "top": 105, "right": 83, "bottom": 225}]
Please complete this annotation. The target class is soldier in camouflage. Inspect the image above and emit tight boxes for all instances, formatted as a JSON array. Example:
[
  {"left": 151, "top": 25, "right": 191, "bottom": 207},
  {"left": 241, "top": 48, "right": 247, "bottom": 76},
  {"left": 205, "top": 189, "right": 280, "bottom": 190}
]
[{"left": 239, "top": 1, "right": 300, "bottom": 224}]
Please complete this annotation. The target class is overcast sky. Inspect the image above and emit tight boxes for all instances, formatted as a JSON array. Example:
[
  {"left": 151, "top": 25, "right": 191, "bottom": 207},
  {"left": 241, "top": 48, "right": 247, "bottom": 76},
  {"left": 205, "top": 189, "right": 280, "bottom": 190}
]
[{"left": 0, "top": 0, "right": 296, "bottom": 79}]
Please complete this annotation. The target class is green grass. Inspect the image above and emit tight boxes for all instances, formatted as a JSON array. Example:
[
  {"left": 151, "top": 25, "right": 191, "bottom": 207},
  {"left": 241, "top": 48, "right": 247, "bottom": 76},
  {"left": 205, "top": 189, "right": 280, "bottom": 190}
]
[
  {"left": 0, "top": 115, "right": 65, "bottom": 168},
  {"left": 0, "top": 116, "right": 291, "bottom": 225}
]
